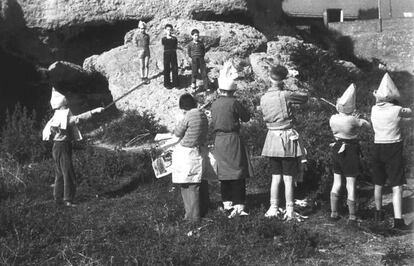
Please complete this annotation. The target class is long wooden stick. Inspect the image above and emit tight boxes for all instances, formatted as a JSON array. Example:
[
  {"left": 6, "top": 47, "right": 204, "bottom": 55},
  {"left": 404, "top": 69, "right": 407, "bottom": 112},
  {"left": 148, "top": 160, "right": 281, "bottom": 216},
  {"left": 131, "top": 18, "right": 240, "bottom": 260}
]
[{"left": 319, "top": 97, "right": 336, "bottom": 108}]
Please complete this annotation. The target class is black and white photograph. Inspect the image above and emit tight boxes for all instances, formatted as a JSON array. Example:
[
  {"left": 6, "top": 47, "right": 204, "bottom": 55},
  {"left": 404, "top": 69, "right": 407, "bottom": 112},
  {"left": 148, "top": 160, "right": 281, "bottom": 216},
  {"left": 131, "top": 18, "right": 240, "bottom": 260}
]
[{"left": 0, "top": 0, "right": 413, "bottom": 265}]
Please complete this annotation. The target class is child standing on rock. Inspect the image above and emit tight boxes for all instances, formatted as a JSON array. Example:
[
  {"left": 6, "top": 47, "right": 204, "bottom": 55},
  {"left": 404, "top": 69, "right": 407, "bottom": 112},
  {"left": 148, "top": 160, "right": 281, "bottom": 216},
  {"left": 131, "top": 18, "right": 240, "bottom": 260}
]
[
  {"left": 260, "top": 65, "right": 308, "bottom": 221},
  {"left": 210, "top": 61, "right": 252, "bottom": 218},
  {"left": 328, "top": 84, "right": 370, "bottom": 225},
  {"left": 187, "top": 29, "right": 209, "bottom": 92},
  {"left": 134, "top": 21, "right": 150, "bottom": 84},
  {"left": 371, "top": 73, "right": 412, "bottom": 230},
  {"left": 42, "top": 88, "right": 103, "bottom": 207},
  {"left": 162, "top": 24, "right": 179, "bottom": 89}
]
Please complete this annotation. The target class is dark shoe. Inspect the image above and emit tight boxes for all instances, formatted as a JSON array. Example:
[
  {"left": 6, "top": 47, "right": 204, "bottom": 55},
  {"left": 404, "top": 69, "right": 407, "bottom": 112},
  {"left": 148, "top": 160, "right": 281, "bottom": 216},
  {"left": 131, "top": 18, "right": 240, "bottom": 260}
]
[
  {"left": 374, "top": 210, "right": 385, "bottom": 222},
  {"left": 164, "top": 85, "right": 172, "bottom": 90},
  {"left": 145, "top": 77, "right": 150, "bottom": 84},
  {"left": 328, "top": 215, "right": 341, "bottom": 222},
  {"left": 393, "top": 218, "right": 412, "bottom": 231},
  {"left": 64, "top": 201, "right": 77, "bottom": 207},
  {"left": 347, "top": 219, "right": 359, "bottom": 228}
]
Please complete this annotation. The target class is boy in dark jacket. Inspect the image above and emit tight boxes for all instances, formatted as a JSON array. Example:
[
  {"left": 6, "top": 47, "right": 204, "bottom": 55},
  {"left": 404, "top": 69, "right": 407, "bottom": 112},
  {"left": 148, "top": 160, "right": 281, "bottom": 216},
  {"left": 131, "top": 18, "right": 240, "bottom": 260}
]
[
  {"left": 187, "top": 29, "right": 209, "bottom": 92},
  {"left": 162, "top": 24, "right": 179, "bottom": 89}
]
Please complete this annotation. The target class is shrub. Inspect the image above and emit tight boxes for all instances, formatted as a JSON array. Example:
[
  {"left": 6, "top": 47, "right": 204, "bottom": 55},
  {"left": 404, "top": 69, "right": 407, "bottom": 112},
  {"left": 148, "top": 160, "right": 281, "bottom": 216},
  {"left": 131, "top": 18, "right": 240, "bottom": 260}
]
[
  {"left": 0, "top": 103, "right": 49, "bottom": 164},
  {"left": 99, "top": 110, "right": 167, "bottom": 146}
]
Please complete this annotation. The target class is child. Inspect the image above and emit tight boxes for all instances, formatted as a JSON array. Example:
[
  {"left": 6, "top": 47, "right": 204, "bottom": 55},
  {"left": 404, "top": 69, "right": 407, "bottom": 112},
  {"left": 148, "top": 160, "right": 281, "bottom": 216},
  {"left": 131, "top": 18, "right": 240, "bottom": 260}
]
[
  {"left": 172, "top": 93, "right": 209, "bottom": 222},
  {"left": 371, "top": 73, "right": 412, "bottom": 230},
  {"left": 260, "top": 65, "right": 308, "bottom": 221},
  {"left": 134, "top": 21, "right": 150, "bottom": 84},
  {"left": 187, "top": 29, "right": 209, "bottom": 92},
  {"left": 210, "top": 61, "right": 252, "bottom": 218},
  {"left": 329, "top": 84, "right": 370, "bottom": 225},
  {"left": 42, "top": 88, "right": 103, "bottom": 207},
  {"left": 161, "top": 24, "right": 179, "bottom": 89}
]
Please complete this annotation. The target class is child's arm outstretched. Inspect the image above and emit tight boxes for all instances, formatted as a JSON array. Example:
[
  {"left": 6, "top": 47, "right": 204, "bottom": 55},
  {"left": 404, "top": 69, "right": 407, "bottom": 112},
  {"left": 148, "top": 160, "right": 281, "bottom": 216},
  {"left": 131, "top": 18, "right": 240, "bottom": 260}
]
[{"left": 69, "top": 107, "right": 103, "bottom": 125}]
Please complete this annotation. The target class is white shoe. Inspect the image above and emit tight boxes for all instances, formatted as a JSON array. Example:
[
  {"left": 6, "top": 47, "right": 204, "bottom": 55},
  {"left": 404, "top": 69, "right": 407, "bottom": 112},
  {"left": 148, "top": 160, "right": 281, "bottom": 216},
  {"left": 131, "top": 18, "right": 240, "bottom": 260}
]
[
  {"left": 283, "top": 206, "right": 308, "bottom": 222},
  {"left": 223, "top": 201, "right": 233, "bottom": 211},
  {"left": 265, "top": 206, "right": 284, "bottom": 218},
  {"left": 228, "top": 204, "right": 249, "bottom": 218}
]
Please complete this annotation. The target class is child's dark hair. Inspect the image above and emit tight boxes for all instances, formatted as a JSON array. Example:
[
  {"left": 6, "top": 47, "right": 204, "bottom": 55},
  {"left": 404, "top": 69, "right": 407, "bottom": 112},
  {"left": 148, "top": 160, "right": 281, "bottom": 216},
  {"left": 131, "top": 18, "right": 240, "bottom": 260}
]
[
  {"left": 270, "top": 65, "right": 288, "bottom": 81},
  {"left": 191, "top": 29, "right": 199, "bottom": 35},
  {"left": 165, "top": 24, "right": 173, "bottom": 29},
  {"left": 179, "top": 93, "right": 197, "bottom": 110}
]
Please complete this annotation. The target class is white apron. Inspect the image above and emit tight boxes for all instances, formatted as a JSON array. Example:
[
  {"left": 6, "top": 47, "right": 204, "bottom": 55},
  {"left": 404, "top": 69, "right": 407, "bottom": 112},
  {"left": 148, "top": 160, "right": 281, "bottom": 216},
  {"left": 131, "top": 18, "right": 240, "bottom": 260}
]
[{"left": 172, "top": 144, "right": 206, "bottom": 184}]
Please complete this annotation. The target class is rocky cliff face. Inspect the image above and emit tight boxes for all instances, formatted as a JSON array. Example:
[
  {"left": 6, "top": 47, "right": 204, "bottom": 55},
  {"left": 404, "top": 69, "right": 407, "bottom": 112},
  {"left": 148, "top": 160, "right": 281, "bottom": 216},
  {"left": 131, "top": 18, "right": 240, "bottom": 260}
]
[
  {"left": 83, "top": 18, "right": 266, "bottom": 129},
  {"left": 0, "top": 0, "right": 284, "bottom": 65},
  {"left": 0, "top": 0, "right": 277, "bottom": 119}
]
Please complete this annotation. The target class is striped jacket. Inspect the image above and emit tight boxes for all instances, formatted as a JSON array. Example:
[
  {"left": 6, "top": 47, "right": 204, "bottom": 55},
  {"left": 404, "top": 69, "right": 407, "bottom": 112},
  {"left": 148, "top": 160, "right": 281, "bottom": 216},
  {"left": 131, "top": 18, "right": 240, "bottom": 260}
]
[{"left": 174, "top": 108, "right": 208, "bottom": 147}]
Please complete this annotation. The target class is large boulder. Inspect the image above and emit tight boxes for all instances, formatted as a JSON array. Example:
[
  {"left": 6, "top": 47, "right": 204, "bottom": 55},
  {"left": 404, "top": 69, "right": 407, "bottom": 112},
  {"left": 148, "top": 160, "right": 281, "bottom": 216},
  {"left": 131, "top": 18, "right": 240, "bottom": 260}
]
[
  {"left": 48, "top": 61, "right": 113, "bottom": 113},
  {"left": 84, "top": 19, "right": 266, "bottom": 129}
]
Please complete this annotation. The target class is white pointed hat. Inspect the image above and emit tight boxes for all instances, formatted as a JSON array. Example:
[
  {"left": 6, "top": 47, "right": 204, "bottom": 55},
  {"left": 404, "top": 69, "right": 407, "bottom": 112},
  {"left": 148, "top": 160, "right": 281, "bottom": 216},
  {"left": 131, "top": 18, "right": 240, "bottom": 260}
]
[
  {"left": 373, "top": 73, "right": 400, "bottom": 101},
  {"left": 50, "top": 87, "right": 67, "bottom": 109},
  {"left": 336, "top": 83, "right": 356, "bottom": 114},
  {"left": 218, "top": 61, "right": 238, "bottom": 91}
]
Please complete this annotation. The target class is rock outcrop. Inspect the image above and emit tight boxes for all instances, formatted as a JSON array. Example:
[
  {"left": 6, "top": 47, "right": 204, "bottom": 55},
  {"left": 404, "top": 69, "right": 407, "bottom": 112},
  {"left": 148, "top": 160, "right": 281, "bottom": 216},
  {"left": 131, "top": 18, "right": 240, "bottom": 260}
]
[{"left": 83, "top": 19, "right": 266, "bottom": 129}]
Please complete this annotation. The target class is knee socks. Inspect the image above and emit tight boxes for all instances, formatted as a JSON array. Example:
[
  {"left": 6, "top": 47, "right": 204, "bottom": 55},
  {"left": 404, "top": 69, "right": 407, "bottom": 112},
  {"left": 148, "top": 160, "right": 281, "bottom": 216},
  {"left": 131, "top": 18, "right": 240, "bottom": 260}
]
[
  {"left": 330, "top": 192, "right": 339, "bottom": 218},
  {"left": 347, "top": 199, "right": 356, "bottom": 220}
]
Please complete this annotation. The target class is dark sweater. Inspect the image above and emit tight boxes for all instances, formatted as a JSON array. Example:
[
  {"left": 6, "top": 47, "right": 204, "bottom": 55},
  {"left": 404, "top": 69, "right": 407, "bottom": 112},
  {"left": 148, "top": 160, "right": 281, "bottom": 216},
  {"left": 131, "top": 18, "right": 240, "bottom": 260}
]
[
  {"left": 187, "top": 41, "right": 205, "bottom": 58},
  {"left": 162, "top": 36, "right": 178, "bottom": 52},
  {"left": 211, "top": 96, "right": 250, "bottom": 133}
]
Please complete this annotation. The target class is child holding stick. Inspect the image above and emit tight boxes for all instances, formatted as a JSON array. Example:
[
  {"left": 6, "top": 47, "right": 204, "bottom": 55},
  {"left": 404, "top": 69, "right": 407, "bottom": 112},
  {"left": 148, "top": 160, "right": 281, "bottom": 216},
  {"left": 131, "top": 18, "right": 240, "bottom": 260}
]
[
  {"left": 42, "top": 88, "right": 103, "bottom": 207},
  {"left": 329, "top": 84, "right": 370, "bottom": 225}
]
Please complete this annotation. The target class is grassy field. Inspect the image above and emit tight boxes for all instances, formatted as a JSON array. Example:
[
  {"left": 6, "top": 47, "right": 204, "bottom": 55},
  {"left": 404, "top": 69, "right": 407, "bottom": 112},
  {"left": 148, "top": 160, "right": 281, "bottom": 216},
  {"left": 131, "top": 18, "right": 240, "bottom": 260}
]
[{"left": 0, "top": 144, "right": 413, "bottom": 265}]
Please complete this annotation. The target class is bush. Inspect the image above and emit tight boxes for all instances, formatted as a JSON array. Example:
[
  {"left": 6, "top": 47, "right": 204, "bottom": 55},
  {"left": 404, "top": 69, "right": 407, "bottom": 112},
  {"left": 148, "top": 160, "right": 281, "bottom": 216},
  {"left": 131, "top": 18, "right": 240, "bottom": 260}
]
[
  {"left": 99, "top": 110, "right": 167, "bottom": 146},
  {"left": 0, "top": 103, "right": 49, "bottom": 164}
]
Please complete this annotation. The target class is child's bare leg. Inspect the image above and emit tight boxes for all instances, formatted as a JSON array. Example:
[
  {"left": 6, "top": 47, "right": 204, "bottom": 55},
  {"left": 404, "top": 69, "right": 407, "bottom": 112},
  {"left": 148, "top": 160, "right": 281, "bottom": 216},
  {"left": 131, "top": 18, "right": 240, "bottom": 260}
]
[
  {"left": 265, "top": 174, "right": 282, "bottom": 217},
  {"left": 270, "top": 174, "right": 282, "bottom": 207},
  {"left": 392, "top": 185, "right": 403, "bottom": 219},
  {"left": 283, "top": 175, "right": 294, "bottom": 217},
  {"left": 330, "top": 173, "right": 342, "bottom": 218},
  {"left": 140, "top": 58, "right": 145, "bottom": 79},
  {"left": 346, "top": 177, "right": 357, "bottom": 220},
  {"left": 144, "top": 56, "right": 150, "bottom": 79}
]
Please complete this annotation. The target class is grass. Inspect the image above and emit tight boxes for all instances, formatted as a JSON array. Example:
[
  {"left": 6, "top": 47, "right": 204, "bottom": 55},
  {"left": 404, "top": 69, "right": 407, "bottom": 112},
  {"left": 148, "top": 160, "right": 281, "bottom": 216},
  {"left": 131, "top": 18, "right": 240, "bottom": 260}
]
[{"left": 1, "top": 171, "right": 412, "bottom": 265}]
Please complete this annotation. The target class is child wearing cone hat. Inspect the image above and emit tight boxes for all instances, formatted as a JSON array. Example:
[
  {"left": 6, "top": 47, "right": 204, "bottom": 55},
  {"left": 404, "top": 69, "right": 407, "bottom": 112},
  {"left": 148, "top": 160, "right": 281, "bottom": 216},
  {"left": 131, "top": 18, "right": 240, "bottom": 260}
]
[
  {"left": 260, "top": 65, "right": 309, "bottom": 221},
  {"left": 210, "top": 61, "right": 252, "bottom": 218},
  {"left": 371, "top": 73, "right": 412, "bottom": 230},
  {"left": 329, "top": 84, "right": 370, "bottom": 225},
  {"left": 42, "top": 88, "right": 103, "bottom": 207}
]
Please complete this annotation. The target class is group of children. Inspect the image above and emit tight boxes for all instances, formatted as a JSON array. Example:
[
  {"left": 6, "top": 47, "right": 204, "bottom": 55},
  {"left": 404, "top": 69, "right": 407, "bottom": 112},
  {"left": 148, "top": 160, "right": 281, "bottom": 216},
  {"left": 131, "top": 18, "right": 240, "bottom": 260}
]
[
  {"left": 170, "top": 63, "right": 412, "bottom": 230},
  {"left": 133, "top": 22, "right": 209, "bottom": 91},
  {"left": 42, "top": 21, "right": 412, "bottom": 230}
]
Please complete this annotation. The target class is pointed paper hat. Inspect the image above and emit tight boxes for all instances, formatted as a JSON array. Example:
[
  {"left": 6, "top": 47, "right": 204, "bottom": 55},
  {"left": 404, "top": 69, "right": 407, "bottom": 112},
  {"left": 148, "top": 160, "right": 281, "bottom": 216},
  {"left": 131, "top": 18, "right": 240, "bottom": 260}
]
[
  {"left": 218, "top": 61, "right": 238, "bottom": 91},
  {"left": 373, "top": 73, "right": 400, "bottom": 101},
  {"left": 336, "top": 83, "right": 356, "bottom": 114},
  {"left": 50, "top": 87, "right": 67, "bottom": 109},
  {"left": 138, "top": 21, "right": 147, "bottom": 29}
]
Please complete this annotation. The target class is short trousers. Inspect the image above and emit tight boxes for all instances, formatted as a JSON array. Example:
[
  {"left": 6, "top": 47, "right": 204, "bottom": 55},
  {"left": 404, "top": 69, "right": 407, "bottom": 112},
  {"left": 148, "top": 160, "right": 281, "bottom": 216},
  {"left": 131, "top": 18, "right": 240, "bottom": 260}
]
[
  {"left": 139, "top": 49, "right": 150, "bottom": 59},
  {"left": 371, "top": 142, "right": 405, "bottom": 186},
  {"left": 332, "top": 141, "right": 360, "bottom": 177},
  {"left": 268, "top": 157, "right": 299, "bottom": 177}
]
